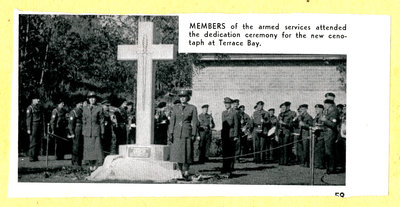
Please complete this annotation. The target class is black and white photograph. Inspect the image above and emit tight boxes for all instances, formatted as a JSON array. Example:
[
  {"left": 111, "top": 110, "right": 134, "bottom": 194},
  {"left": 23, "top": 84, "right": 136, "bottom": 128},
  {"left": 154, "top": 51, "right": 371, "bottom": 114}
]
[{"left": 16, "top": 14, "right": 347, "bottom": 186}]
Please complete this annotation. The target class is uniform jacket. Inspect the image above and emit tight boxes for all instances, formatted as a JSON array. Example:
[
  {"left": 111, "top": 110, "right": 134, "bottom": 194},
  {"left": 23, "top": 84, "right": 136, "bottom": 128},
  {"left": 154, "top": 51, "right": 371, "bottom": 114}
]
[
  {"left": 50, "top": 107, "right": 67, "bottom": 132},
  {"left": 26, "top": 104, "right": 43, "bottom": 131},
  {"left": 68, "top": 107, "right": 83, "bottom": 135},
  {"left": 168, "top": 104, "right": 198, "bottom": 139},
  {"left": 198, "top": 113, "right": 215, "bottom": 131},
  {"left": 221, "top": 108, "right": 239, "bottom": 138},
  {"left": 322, "top": 105, "right": 340, "bottom": 132},
  {"left": 298, "top": 112, "right": 313, "bottom": 138},
  {"left": 278, "top": 109, "right": 297, "bottom": 133},
  {"left": 82, "top": 104, "right": 104, "bottom": 137}
]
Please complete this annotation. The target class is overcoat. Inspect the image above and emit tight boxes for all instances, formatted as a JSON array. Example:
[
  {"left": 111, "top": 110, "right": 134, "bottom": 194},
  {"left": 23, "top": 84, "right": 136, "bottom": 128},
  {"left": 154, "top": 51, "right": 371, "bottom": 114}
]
[
  {"left": 82, "top": 104, "right": 104, "bottom": 162},
  {"left": 168, "top": 104, "right": 198, "bottom": 163}
]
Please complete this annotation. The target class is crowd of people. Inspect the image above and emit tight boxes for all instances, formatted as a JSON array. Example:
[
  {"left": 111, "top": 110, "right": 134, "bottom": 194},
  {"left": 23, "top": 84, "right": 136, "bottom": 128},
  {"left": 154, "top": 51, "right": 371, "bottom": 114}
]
[{"left": 25, "top": 90, "right": 346, "bottom": 179}]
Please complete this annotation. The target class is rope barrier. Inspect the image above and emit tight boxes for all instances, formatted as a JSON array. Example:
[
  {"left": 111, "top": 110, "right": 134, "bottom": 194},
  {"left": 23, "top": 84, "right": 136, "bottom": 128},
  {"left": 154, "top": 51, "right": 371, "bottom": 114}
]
[{"left": 214, "top": 139, "right": 303, "bottom": 160}]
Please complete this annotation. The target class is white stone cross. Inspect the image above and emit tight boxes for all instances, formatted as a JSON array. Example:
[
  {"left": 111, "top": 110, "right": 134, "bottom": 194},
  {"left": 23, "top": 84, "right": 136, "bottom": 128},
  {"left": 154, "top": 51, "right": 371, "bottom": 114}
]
[{"left": 118, "top": 22, "right": 175, "bottom": 145}]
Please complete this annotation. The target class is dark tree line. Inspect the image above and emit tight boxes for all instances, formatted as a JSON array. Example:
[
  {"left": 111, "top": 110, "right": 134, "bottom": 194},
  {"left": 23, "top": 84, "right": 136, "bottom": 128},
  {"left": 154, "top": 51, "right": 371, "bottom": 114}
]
[{"left": 19, "top": 15, "right": 200, "bottom": 111}]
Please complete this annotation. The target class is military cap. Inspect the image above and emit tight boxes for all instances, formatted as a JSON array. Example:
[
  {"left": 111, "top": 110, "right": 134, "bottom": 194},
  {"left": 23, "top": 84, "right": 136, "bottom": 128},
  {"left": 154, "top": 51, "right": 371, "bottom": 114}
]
[
  {"left": 268, "top": 108, "right": 275, "bottom": 112},
  {"left": 224, "top": 97, "right": 233, "bottom": 103},
  {"left": 284, "top": 101, "right": 291, "bottom": 106},
  {"left": 239, "top": 105, "right": 245, "bottom": 109},
  {"left": 256, "top": 101, "right": 264, "bottom": 106},
  {"left": 173, "top": 100, "right": 181, "bottom": 105},
  {"left": 126, "top": 101, "right": 134, "bottom": 106},
  {"left": 324, "top": 99, "right": 335, "bottom": 104},
  {"left": 337, "top": 104, "right": 345, "bottom": 109},
  {"left": 315, "top": 104, "right": 324, "bottom": 109},
  {"left": 87, "top": 91, "right": 98, "bottom": 98},
  {"left": 280, "top": 103, "right": 286, "bottom": 108},
  {"left": 299, "top": 104, "right": 308, "bottom": 109},
  {"left": 201, "top": 104, "right": 209, "bottom": 109},
  {"left": 325, "top": 92, "right": 336, "bottom": 98},
  {"left": 232, "top": 99, "right": 240, "bottom": 103},
  {"left": 157, "top": 102, "right": 167, "bottom": 108},
  {"left": 178, "top": 90, "right": 191, "bottom": 97},
  {"left": 101, "top": 99, "right": 111, "bottom": 105}
]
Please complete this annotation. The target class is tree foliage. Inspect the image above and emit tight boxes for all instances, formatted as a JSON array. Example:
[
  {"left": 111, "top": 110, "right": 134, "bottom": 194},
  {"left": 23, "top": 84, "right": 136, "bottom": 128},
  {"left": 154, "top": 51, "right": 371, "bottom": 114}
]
[{"left": 19, "top": 15, "right": 199, "bottom": 110}]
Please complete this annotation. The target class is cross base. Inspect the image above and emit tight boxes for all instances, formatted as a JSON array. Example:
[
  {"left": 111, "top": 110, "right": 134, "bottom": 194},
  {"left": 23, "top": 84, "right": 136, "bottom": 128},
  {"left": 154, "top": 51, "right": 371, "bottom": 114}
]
[
  {"left": 119, "top": 144, "right": 170, "bottom": 161},
  {"left": 88, "top": 144, "right": 182, "bottom": 182}
]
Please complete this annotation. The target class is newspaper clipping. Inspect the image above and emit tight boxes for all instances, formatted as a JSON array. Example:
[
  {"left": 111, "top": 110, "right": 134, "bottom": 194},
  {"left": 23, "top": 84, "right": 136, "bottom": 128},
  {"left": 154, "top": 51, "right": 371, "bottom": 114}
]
[{"left": 9, "top": 12, "right": 390, "bottom": 197}]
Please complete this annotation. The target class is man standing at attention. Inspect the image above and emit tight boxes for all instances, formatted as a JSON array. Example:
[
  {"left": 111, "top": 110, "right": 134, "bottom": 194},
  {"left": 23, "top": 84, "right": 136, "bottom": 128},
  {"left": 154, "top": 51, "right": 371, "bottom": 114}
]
[
  {"left": 198, "top": 104, "right": 215, "bottom": 163},
  {"left": 321, "top": 99, "right": 340, "bottom": 174},
  {"left": 68, "top": 98, "right": 83, "bottom": 166},
  {"left": 50, "top": 99, "right": 68, "bottom": 160},
  {"left": 26, "top": 94, "right": 44, "bottom": 162},
  {"left": 221, "top": 97, "right": 239, "bottom": 177},
  {"left": 251, "top": 101, "right": 270, "bottom": 164}
]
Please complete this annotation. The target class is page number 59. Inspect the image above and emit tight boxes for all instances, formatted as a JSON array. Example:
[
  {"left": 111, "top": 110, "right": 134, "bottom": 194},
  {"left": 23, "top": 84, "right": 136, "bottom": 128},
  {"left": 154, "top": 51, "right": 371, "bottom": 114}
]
[{"left": 335, "top": 192, "right": 345, "bottom": 197}]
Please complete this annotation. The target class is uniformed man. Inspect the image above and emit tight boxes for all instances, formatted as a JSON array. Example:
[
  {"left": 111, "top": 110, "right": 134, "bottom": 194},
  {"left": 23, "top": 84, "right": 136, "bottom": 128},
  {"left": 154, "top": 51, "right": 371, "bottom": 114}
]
[
  {"left": 321, "top": 99, "right": 340, "bottom": 174},
  {"left": 336, "top": 104, "right": 346, "bottom": 173},
  {"left": 221, "top": 97, "right": 239, "bottom": 177},
  {"left": 155, "top": 102, "right": 169, "bottom": 145},
  {"left": 50, "top": 99, "right": 68, "bottom": 160},
  {"left": 251, "top": 101, "right": 270, "bottom": 163},
  {"left": 116, "top": 101, "right": 128, "bottom": 146},
  {"left": 68, "top": 99, "right": 83, "bottom": 166},
  {"left": 232, "top": 99, "right": 242, "bottom": 162},
  {"left": 239, "top": 105, "right": 251, "bottom": 158},
  {"left": 297, "top": 104, "right": 314, "bottom": 167},
  {"left": 312, "top": 104, "right": 325, "bottom": 169},
  {"left": 82, "top": 92, "right": 105, "bottom": 171},
  {"left": 198, "top": 104, "right": 215, "bottom": 163},
  {"left": 126, "top": 101, "right": 136, "bottom": 144},
  {"left": 267, "top": 108, "right": 279, "bottom": 162},
  {"left": 101, "top": 100, "right": 113, "bottom": 156},
  {"left": 26, "top": 95, "right": 44, "bottom": 162},
  {"left": 277, "top": 102, "right": 297, "bottom": 165}
]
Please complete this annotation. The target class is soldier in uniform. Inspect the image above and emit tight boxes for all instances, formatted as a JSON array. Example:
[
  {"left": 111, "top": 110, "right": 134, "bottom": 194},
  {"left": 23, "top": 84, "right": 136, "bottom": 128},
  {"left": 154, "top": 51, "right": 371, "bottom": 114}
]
[
  {"left": 68, "top": 98, "right": 83, "bottom": 166},
  {"left": 239, "top": 105, "right": 251, "bottom": 158},
  {"left": 68, "top": 99, "right": 83, "bottom": 166},
  {"left": 155, "top": 102, "right": 169, "bottom": 145},
  {"left": 198, "top": 104, "right": 215, "bottom": 163},
  {"left": 277, "top": 102, "right": 297, "bottom": 165},
  {"left": 336, "top": 104, "right": 346, "bottom": 173},
  {"left": 115, "top": 101, "right": 128, "bottom": 146},
  {"left": 26, "top": 95, "right": 44, "bottom": 162},
  {"left": 297, "top": 104, "right": 314, "bottom": 167},
  {"left": 232, "top": 99, "right": 242, "bottom": 162},
  {"left": 267, "top": 108, "right": 279, "bottom": 162},
  {"left": 312, "top": 104, "right": 325, "bottom": 169},
  {"left": 168, "top": 90, "right": 199, "bottom": 180},
  {"left": 101, "top": 100, "right": 113, "bottom": 156},
  {"left": 251, "top": 101, "right": 270, "bottom": 163},
  {"left": 50, "top": 99, "right": 68, "bottom": 160},
  {"left": 321, "top": 99, "right": 340, "bottom": 174},
  {"left": 82, "top": 92, "right": 104, "bottom": 171},
  {"left": 220, "top": 97, "right": 239, "bottom": 177},
  {"left": 126, "top": 101, "right": 136, "bottom": 144}
]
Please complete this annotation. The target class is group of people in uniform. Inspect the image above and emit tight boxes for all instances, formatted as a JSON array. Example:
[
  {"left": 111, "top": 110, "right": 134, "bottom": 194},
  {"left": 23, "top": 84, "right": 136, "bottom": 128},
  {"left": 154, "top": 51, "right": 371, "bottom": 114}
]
[
  {"left": 165, "top": 91, "right": 346, "bottom": 179},
  {"left": 25, "top": 90, "right": 346, "bottom": 178},
  {"left": 26, "top": 92, "right": 136, "bottom": 171}
]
